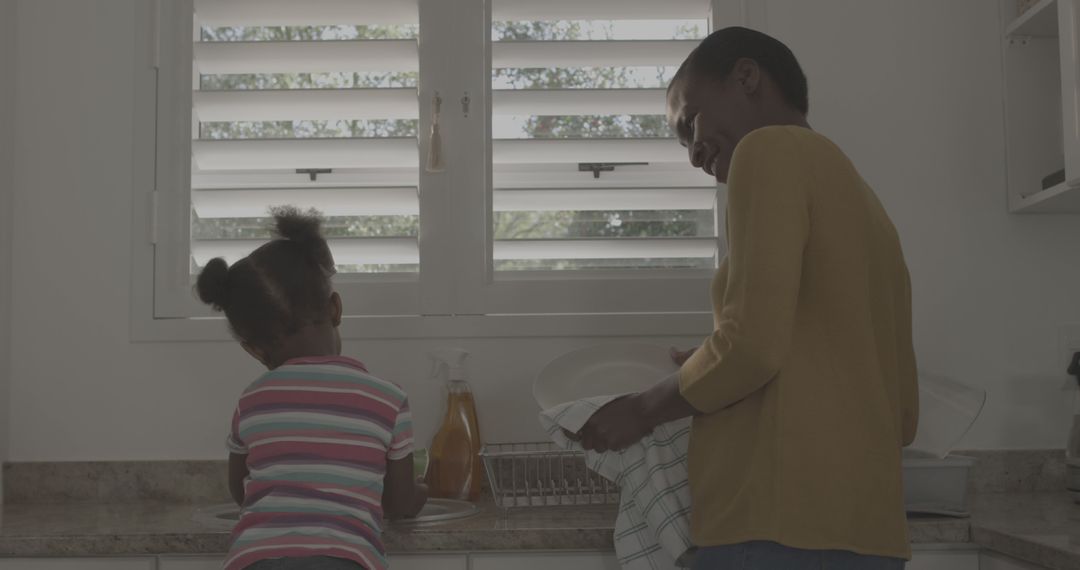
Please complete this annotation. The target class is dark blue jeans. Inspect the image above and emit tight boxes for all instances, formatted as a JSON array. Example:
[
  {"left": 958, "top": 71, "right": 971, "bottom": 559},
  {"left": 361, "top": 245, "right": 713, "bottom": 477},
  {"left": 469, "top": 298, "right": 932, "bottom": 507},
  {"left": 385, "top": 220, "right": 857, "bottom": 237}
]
[{"left": 692, "top": 541, "right": 905, "bottom": 570}]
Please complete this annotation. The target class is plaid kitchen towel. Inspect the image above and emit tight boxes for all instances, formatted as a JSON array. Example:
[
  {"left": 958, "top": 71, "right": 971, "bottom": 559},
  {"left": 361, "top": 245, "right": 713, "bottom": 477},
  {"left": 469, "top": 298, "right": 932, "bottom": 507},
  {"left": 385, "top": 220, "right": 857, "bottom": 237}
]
[{"left": 541, "top": 396, "right": 695, "bottom": 569}]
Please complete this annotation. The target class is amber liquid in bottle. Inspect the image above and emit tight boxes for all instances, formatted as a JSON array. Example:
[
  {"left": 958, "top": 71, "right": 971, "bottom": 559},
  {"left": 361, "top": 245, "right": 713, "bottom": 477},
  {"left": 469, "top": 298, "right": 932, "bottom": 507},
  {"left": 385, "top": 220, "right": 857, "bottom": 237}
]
[{"left": 427, "top": 380, "right": 483, "bottom": 501}]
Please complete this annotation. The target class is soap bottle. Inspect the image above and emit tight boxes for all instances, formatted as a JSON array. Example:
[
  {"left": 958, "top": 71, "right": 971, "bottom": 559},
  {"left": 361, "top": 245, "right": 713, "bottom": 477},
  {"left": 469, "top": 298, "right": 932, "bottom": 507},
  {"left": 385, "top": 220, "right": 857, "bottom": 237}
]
[{"left": 426, "top": 348, "right": 484, "bottom": 501}]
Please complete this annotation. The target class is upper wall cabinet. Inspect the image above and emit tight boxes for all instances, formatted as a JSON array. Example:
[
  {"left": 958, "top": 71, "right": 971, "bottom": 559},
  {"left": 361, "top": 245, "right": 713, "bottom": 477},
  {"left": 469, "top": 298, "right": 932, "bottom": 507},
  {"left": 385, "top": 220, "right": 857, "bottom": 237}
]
[{"left": 1003, "top": 0, "right": 1080, "bottom": 212}]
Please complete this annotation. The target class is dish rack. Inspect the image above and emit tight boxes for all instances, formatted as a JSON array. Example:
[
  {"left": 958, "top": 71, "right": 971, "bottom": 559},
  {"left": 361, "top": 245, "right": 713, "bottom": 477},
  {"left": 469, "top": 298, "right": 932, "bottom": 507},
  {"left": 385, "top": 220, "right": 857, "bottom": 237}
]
[{"left": 480, "top": 442, "right": 619, "bottom": 510}]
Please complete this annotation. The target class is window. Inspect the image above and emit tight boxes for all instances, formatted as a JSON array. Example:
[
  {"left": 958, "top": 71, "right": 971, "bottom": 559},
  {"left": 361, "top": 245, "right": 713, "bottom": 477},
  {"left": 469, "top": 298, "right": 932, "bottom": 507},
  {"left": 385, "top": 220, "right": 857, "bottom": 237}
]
[
  {"left": 151, "top": 0, "right": 429, "bottom": 318},
  {"left": 490, "top": 7, "right": 718, "bottom": 273},
  {"left": 454, "top": 0, "right": 722, "bottom": 314},
  {"left": 190, "top": 10, "right": 422, "bottom": 275},
  {"left": 144, "top": 0, "right": 728, "bottom": 328}
]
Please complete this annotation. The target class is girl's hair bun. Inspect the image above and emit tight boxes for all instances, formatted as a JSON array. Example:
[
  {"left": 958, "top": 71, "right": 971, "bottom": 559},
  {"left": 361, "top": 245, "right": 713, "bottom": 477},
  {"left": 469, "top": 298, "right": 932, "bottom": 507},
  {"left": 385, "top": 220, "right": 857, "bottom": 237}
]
[
  {"left": 195, "top": 257, "right": 231, "bottom": 311},
  {"left": 271, "top": 205, "right": 336, "bottom": 275},
  {"left": 272, "top": 205, "right": 323, "bottom": 243}
]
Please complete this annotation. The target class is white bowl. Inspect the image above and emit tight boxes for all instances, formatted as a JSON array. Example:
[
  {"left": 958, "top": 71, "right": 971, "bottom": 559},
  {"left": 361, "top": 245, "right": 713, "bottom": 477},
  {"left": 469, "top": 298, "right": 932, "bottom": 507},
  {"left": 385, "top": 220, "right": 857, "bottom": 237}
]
[
  {"left": 533, "top": 343, "right": 678, "bottom": 411},
  {"left": 907, "top": 371, "right": 987, "bottom": 459}
]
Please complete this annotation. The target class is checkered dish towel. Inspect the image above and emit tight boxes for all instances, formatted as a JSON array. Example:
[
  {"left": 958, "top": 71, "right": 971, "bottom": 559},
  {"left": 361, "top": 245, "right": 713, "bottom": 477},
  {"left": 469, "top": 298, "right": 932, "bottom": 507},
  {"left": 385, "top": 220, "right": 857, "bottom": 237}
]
[{"left": 540, "top": 396, "right": 695, "bottom": 569}]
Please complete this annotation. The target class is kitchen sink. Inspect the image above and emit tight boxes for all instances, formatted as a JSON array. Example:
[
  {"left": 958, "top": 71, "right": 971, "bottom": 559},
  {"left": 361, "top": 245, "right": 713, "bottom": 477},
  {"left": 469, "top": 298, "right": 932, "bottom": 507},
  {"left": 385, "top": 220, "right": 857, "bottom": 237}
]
[
  {"left": 391, "top": 498, "right": 481, "bottom": 524},
  {"left": 193, "top": 498, "right": 480, "bottom": 530}
]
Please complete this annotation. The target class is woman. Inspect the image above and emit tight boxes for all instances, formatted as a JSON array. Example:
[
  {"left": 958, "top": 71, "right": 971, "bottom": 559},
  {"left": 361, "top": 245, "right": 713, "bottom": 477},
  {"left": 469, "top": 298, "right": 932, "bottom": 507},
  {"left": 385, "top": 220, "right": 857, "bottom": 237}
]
[{"left": 576, "top": 27, "right": 918, "bottom": 570}]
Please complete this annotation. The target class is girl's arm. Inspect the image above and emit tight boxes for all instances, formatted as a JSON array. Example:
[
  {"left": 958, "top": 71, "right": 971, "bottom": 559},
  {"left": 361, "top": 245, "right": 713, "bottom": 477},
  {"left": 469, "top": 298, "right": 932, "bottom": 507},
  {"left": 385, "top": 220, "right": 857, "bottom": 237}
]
[
  {"left": 383, "top": 454, "right": 427, "bottom": 519},
  {"left": 228, "top": 452, "right": 249, "bottom": 506}
]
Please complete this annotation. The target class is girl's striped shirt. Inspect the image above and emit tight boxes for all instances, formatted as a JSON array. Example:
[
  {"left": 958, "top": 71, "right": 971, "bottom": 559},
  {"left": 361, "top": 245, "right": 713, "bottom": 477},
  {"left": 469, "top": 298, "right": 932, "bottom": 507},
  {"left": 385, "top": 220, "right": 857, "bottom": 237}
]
[{"left": 223, "top": 356, "right": 413, "bottom": 570}]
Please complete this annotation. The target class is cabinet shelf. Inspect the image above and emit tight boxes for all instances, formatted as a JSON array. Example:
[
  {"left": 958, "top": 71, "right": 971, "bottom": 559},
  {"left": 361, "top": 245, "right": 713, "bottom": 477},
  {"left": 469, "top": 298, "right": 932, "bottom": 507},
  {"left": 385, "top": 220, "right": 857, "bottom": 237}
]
[
  {"left": 1010, "top": 180, "right": 1080, "bottom": 213},
  {"left": 1001, "top": 0, "right": 1080, "bottom": 213},
  {"left": 1006, "top": 0, "right": 1058, "bottom": 38}
]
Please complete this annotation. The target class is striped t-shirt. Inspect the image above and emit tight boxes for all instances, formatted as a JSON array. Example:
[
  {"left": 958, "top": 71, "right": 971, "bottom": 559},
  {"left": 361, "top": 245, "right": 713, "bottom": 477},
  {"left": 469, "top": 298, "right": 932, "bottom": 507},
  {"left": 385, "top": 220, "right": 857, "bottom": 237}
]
[{"left": 224, "top": 355, "right": 413, "bottom": 570}]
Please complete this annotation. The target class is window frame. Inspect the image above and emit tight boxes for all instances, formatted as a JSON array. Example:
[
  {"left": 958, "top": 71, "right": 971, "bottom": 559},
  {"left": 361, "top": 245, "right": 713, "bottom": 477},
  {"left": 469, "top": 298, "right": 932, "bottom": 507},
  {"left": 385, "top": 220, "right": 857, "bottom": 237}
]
[
  {"left": 149, "top": 0, "right": 436, "bottom": 321},
  {"left": 131, "top": 0, "right": 756, "bottom": 341},
  {"left": 455, "top": 0, "right": 731, "bottom": 315}
]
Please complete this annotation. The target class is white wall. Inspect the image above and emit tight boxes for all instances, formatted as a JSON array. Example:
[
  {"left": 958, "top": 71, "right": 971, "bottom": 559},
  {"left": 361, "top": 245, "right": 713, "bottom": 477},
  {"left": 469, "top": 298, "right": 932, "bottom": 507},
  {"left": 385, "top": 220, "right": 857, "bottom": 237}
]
[
  {"left": 761, "top": 0, "right": 1080, "bottom": 449},
  {"left": 0, "top": 0, "right": 17, "bottom": 483},
  {"left": 6, "top": 0, "right": 1080, "bottom": 461}
]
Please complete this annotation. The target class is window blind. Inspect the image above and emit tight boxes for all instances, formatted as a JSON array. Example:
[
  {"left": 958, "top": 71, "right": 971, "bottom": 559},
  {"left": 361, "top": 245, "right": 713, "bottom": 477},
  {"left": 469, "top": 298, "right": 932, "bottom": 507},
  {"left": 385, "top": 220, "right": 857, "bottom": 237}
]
[
  {"left": 490, "top": 0, "right": 720, "bottom": 272},
  {"left": 189, "top": 0, "right": 420, "bottom": 274}
]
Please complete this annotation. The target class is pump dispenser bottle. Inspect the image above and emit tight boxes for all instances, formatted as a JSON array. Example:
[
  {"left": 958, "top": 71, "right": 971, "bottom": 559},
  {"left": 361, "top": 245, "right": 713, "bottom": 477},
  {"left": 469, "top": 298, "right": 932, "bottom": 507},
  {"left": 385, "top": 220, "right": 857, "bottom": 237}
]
[{"left": 426, "top": 349, "right": 483, "bottom": 501}]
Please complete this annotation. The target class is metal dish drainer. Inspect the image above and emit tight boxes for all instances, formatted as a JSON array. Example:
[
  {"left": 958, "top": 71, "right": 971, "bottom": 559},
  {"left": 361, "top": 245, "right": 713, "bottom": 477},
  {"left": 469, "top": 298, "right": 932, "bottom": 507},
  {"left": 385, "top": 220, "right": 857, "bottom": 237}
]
[{"left": 480, "top": 442, "right": 619, "bottom": 510}]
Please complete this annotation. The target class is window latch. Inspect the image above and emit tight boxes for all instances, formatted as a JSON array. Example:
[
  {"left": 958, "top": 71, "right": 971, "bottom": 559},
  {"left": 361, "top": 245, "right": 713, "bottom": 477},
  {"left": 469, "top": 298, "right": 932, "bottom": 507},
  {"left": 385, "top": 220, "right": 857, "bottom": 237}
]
[
  {"left": 578, "top": 162, "right": 648, "bottom": 179},
  {"left": 296, "top": 168, "right": 332, "bottom": 182}
]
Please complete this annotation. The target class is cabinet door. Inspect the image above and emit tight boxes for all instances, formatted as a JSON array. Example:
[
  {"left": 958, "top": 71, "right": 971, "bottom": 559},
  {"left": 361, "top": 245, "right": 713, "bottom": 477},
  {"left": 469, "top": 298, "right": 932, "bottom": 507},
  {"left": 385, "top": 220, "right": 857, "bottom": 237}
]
[
  {"left": 159, "top": 554, "right": 470, "bottom": 570},
  {"left": 0, "top": 559, "right": 156, "bottom": 570},
  {"left": 389, "top": 554, "right": 468, "bottom": 570},
  {"left": 158, "top": 555, "right": 225, "bottom": 570},
  {"left": 469, "top": 552, "right": 619, "bottom": 570},
  {"left": 980, "top": 551, "right": 1046, "bottom": 570},
  {"left": 905, "top": 549, "right": 979, "bottom": 570},
  {"left": 1059, "top": 0, "right": 1080, "bottom": 184}
]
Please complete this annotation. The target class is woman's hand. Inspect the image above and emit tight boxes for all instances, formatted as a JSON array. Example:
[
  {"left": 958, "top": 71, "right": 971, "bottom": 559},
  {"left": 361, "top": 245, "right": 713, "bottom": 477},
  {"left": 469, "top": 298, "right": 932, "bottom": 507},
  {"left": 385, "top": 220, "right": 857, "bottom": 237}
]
[
  {"left": 564, "top": 351, "right": 701, "bottom": 454},
  {"left": 570, "top": 395, "right": 653, "bottom": 453},
  {"left": 670, "top": 346, "right": 697, "bottom": 366}
]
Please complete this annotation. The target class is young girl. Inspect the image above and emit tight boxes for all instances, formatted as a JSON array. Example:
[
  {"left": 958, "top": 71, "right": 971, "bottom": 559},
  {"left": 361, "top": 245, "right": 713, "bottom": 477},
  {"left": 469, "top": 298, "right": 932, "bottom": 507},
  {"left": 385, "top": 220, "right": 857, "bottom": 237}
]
[{"left": 197, "top": 207, "right": 426, "bottom": 570}]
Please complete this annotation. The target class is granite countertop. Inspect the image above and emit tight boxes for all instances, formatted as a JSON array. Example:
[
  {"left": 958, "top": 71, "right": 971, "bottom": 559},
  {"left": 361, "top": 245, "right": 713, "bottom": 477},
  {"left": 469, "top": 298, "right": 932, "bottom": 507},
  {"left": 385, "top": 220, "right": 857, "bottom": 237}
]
[
  {"left": 967, "top": 493, "right": 1080, "bottom": 570},
  {"left": 0, "top": 499, "right": 624, "bottom": 557},
  {"left": 3, "top": 494, "right": 1071, "bottom": 566}
]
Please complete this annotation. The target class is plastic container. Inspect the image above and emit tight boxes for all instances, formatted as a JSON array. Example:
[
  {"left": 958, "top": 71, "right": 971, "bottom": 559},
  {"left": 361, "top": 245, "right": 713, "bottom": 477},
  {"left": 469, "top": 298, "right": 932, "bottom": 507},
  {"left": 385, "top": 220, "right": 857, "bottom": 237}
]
[
  {"left": 1066, "top": 458, "right": 1080, "bottom": 502},
  {"left": 902, "top": 454, "right": 976, "bottom": 516},
  {"left": 907, "top": 372, "right": 986, "bottom": 459},
  {"left": 426, "top": 348, "right": 484, "bottom": 502},
  {"left": 1067, "top": 415, "right": 1080, "bottom": 462}
]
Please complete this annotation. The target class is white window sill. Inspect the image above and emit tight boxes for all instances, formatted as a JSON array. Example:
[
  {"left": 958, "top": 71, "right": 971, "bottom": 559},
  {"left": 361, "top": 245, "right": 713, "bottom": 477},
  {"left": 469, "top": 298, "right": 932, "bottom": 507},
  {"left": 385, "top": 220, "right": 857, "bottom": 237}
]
[{"left": 130, "top": 312, "right": 714, "bottom": 342}]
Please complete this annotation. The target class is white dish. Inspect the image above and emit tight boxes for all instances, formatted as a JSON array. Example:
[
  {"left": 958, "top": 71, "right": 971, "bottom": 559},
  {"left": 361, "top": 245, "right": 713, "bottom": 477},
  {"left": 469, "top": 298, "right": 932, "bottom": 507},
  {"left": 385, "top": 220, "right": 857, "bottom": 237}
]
[
  {"left": 907, "top": 371, "right": 987, "bottom": 459},
  {"left": 534, "top": 343, "right": 679, "bottom": 411}
]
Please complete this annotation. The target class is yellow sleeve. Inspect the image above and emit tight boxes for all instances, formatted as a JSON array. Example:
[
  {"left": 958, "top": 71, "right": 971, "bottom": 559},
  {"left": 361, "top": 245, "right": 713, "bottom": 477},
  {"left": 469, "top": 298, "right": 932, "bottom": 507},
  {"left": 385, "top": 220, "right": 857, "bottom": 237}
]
[
  {"left": 900, "top": 272, "right": 919, "bottom": 446},
  {"left": 901, "top": 372, "right": 919, "bottom": 447},
  {"left": 679, "top": 128, "right": 811, "bottom": 414}
]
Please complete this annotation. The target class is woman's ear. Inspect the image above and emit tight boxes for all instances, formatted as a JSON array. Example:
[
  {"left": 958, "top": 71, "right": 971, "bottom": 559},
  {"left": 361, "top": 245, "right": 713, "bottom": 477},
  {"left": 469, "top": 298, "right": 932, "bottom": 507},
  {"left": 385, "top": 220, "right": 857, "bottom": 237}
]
[
  {"left": 329, "top": 291, "right": 343, "bottom": 327},
  {"left": 732, "top": 57, "right": 761, "bottom": 94}
]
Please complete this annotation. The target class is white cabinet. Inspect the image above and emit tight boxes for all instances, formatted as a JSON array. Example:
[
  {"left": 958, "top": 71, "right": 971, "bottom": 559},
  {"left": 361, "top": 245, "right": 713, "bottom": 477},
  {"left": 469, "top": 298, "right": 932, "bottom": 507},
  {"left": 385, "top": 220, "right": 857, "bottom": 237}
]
[
  {"left": 1058, "top": 0, "right": 1080, "bottom": 187},
  {"left": 1003, "top": 0, "right": 1080, "bottom": 212},
  {"left": 980, "top": 551, "right": 1047, "bottom": 569},
  {"left": 906, "top": 547, "right": 980, "bottom": 570},
  {"left": 157, "top": 555, "right": 223, "bottom": 570},
  {"left": 2, "top": 547, "right": 1039, "bottom": 570},
  {"left": 389, "top": 554, "right": 468, "bottom": 570},
  {"left": 0, "top": 559, "right": 155, "bottom": 570},
  {"left": 157, "top": 554, "right": 471, "bottom": 569},
  {"left": 469, "top": 552, "right": 619, "bottom": 570},
  {"left": 153, "top": 553, "right": 604, "bottom": 569}
]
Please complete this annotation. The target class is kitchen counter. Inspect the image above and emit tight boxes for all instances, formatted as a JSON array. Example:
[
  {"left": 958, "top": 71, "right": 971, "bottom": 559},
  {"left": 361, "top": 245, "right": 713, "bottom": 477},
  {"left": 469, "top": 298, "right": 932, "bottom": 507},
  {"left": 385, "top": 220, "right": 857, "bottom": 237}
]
[
  {"left": 0, "top": 499, "right": 621, "bottom": 557},
  {"left": 1, "top": 494, "right": 1074, "bottom": 566},
  {"left": 967, "top": 493, "right": 1080, "bottom": 569}
]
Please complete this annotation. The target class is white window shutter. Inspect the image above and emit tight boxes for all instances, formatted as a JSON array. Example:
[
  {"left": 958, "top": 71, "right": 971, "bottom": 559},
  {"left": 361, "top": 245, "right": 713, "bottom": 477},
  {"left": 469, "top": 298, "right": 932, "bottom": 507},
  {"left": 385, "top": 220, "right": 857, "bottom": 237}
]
[
  {"left": 489, "top": 2, "right": 719, "bottom": 273},
  {"left": 492, "top": 0, "right": 709, "bottom": 21},
  {"left": 190, "top": 0, "right": 421, "bottom": 274}
]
